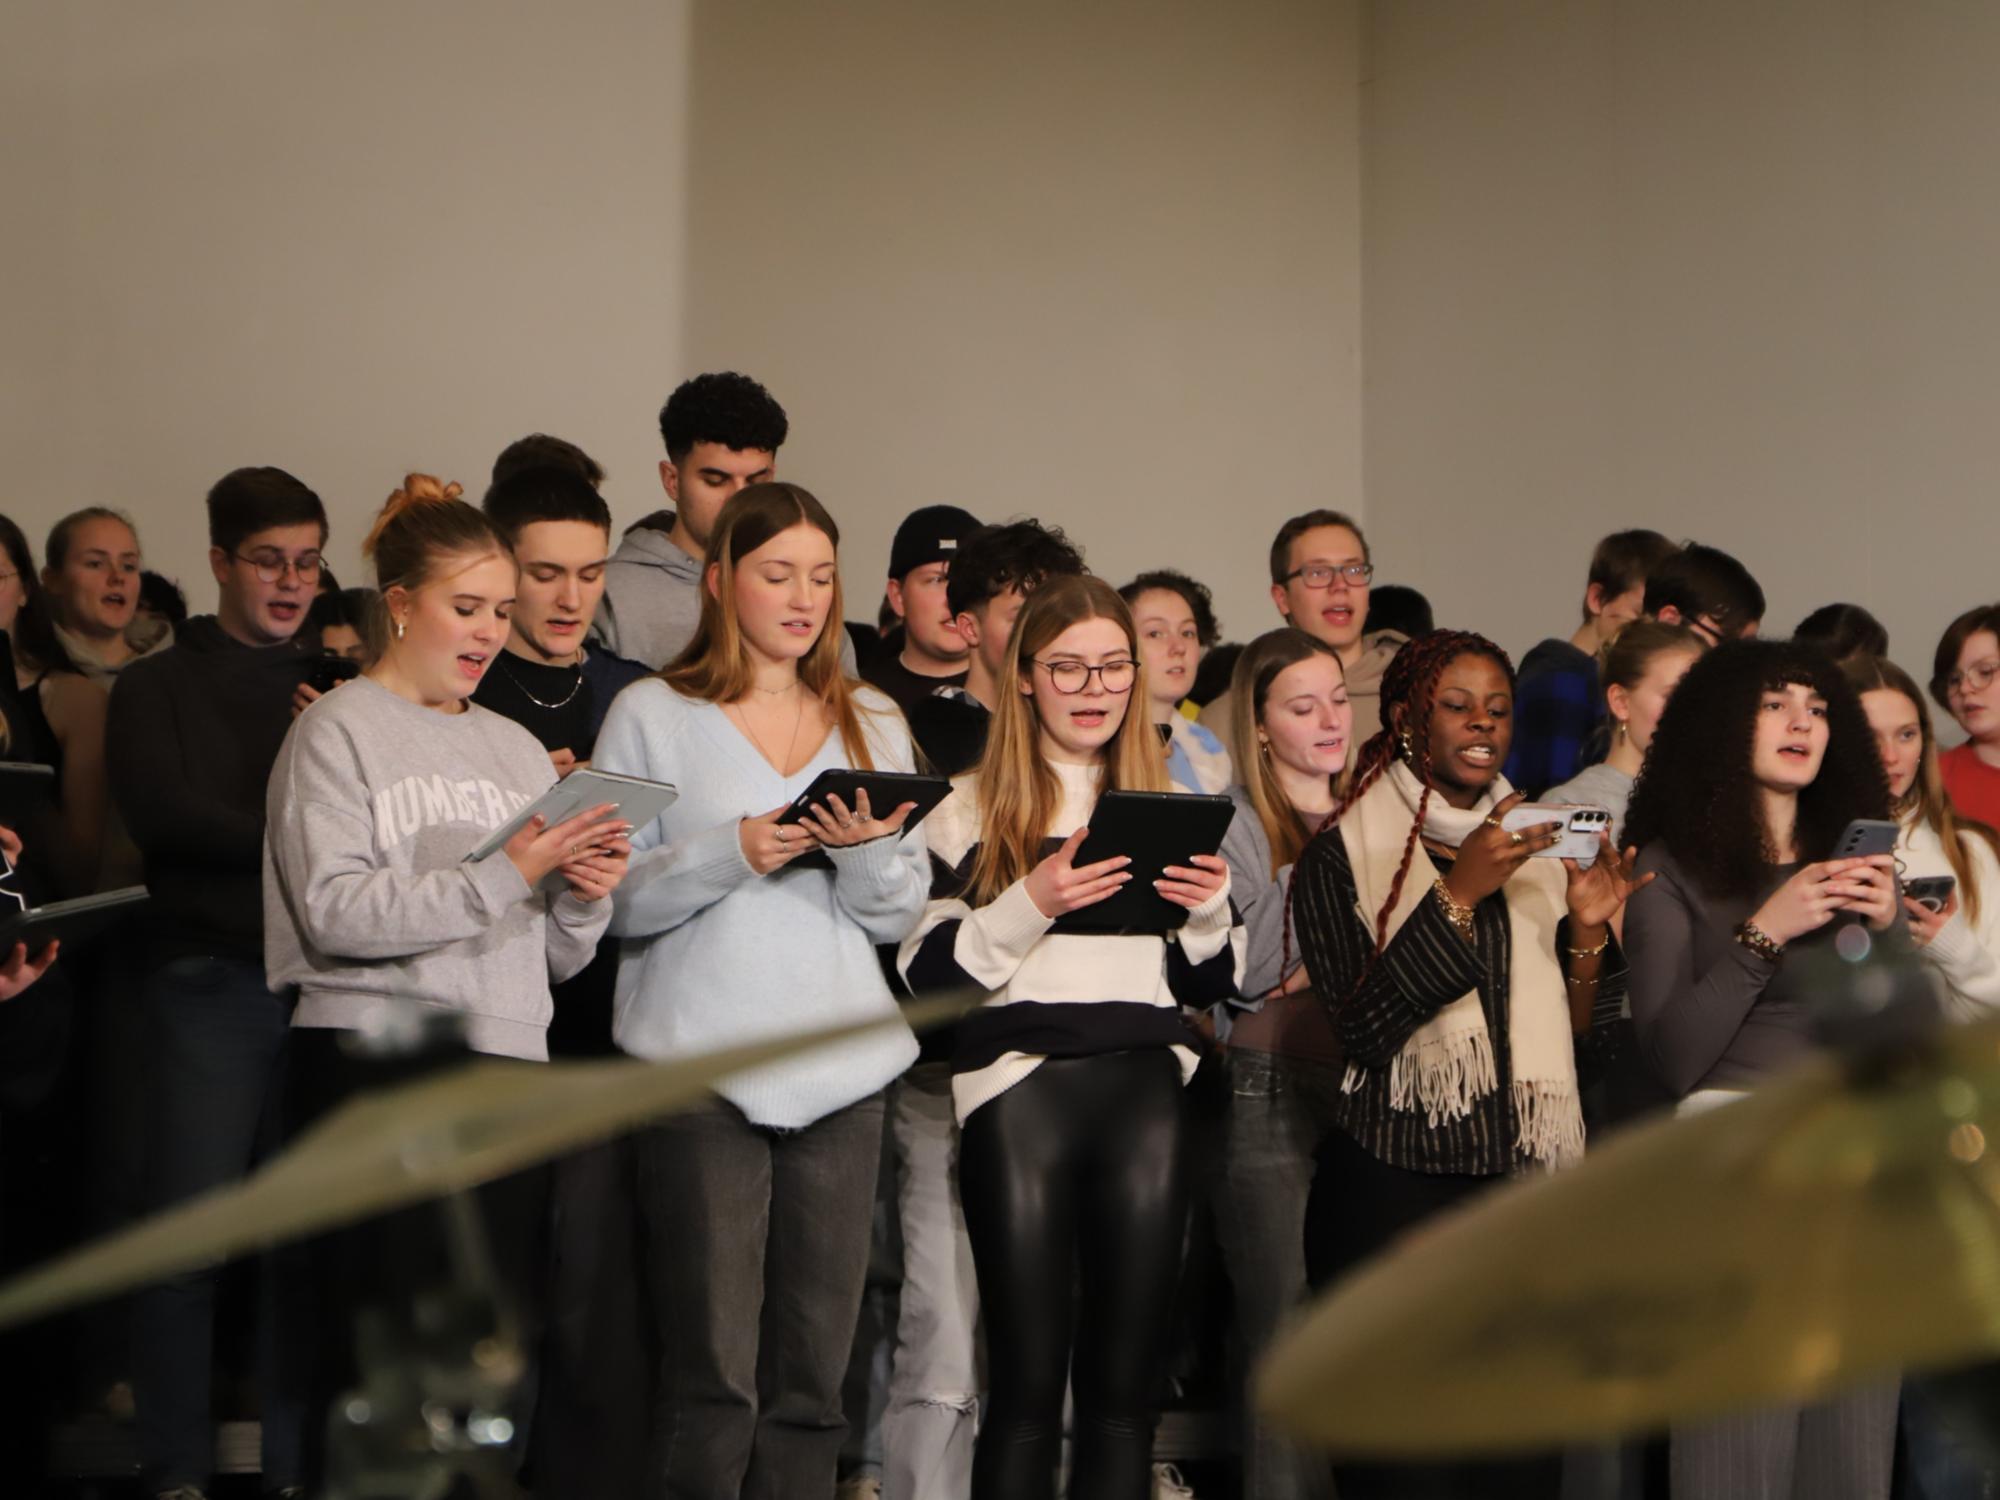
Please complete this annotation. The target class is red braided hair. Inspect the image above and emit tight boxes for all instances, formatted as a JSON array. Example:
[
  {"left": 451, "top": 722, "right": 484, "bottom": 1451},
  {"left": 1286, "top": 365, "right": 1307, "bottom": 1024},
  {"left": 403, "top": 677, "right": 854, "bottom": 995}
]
[{"left": 1280, "top": 629, "right": 1516, "bottom": 998}]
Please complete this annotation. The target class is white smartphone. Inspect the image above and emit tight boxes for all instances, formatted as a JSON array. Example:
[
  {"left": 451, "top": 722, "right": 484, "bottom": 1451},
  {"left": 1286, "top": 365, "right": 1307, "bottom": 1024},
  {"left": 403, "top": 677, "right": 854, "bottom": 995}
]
[{"left": 1500, "top": 804, "right": 1612, "bottom": 865}]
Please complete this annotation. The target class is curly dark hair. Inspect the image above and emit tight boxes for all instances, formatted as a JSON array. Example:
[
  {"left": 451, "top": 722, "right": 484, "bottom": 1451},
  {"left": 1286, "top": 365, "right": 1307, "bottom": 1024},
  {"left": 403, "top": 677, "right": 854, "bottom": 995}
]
[
  {"left": 1117, "top": 569, "right": 1220, "bottom": 647},
  {"left": 1283, "top": 629, "right": 1514, "bottom": 973},
  {"left": 1624, "top": 638, "right": 1889, "bottom": 899},
  {"left": 657, "top": 372, "right": 789, "bottom": 463},
  {"left": 944, "top": 519, "right": 1086, "bottom": 619}
]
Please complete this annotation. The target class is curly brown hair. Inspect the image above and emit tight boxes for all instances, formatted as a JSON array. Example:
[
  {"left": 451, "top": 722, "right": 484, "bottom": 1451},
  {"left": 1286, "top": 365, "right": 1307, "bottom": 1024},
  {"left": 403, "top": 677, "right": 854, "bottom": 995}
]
[{"left": 1624, "top": 639, "right": 1889, "bottom": 899}]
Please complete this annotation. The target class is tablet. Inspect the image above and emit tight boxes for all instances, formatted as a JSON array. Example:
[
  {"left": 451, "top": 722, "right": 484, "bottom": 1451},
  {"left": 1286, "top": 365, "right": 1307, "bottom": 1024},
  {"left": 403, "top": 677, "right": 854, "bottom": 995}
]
[
  {"left": 464, "top": 768, "right": 680, "bottom": 863},
  {"left": 774, "top": 769, "right": 954, "bottom": 832},
  {"left": 0, "top": 886, "right": 149, "bottom": 950},
  {"left": 1059, "top": 789, "right": 1237, "bottom": 935}
]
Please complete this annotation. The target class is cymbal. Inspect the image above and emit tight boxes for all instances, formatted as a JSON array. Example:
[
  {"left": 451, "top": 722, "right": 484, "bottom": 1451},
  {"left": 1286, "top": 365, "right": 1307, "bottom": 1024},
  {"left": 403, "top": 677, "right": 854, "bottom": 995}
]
[
  {"left": 1257, "top": 1015, "right": 2000, "bottom": 1456},
  {"left": 0, "top": 997, "right": 965, "bottom": 1332}
]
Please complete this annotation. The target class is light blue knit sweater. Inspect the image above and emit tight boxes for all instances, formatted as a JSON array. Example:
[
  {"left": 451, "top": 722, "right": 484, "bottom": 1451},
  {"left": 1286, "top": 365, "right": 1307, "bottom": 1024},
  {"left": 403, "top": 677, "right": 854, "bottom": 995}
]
[{"left": 593, "top": 678, "right": 924, "bottom": 1127}]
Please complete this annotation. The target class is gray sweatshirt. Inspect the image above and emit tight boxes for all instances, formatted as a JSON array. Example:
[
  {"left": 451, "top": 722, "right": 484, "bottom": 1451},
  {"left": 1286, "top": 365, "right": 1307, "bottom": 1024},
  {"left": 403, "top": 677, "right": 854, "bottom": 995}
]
[
  {"left": 589, "top": 511, "right": 705, "bottom": 670},
  {"left": 263, "top": 675, "right": 611, "bottom": 1060}
]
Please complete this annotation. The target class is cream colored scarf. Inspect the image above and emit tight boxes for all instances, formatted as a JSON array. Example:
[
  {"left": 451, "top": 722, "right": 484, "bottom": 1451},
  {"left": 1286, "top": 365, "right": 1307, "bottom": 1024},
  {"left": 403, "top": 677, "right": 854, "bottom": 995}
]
[{"left": 1338, "top": 761, "right": 1584, "bottom": 1171}]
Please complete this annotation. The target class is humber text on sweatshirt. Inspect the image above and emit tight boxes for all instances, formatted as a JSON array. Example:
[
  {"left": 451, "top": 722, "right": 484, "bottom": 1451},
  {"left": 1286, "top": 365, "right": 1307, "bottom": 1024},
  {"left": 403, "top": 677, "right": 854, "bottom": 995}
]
[{"left": 263, "top": 676, "right": 611, "bottom": 1061}]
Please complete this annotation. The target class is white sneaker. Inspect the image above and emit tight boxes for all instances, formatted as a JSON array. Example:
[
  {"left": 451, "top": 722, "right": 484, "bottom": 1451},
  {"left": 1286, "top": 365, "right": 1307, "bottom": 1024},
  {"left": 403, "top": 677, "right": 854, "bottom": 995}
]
[
  {"left": 1152, "top": 1462, "right": 1196, "bottom": 1499},
  {"left": 835, "top": 1476, "right": 883, "bottom": 1500}
]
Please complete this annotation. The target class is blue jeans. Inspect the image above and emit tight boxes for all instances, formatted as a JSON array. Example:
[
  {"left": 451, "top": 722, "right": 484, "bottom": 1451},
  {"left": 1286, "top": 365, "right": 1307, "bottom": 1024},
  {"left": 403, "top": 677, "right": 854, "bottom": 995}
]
[
  {"left": 1207, "top": 1049, "right": 1341, "bottom": 1500},
  {"left": 130, "top": 954, "right": 301, "bottom": 1492},
  {"left": 882, "top": 1063, "right": 982, "bottom": 1500}
]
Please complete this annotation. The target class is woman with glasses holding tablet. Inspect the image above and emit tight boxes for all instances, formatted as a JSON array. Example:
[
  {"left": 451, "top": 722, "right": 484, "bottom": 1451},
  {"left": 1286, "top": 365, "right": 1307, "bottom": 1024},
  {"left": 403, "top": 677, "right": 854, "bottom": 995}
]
[{"left": 900, "top": 573, "right": 1244, "bottom": 1500}]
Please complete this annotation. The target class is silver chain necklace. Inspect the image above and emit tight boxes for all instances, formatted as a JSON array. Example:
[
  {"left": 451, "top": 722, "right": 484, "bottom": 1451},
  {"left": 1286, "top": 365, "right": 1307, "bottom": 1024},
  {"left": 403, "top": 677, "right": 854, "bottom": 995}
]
[{"left": 498, "top": 655, "right": 584, "bottom": 710}]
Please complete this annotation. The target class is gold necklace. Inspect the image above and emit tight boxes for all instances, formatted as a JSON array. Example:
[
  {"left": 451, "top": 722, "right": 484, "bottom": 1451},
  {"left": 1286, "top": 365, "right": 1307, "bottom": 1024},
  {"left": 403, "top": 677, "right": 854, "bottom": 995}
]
[{"left": 731, "top": 689, "right": 806, "bottom": 773}]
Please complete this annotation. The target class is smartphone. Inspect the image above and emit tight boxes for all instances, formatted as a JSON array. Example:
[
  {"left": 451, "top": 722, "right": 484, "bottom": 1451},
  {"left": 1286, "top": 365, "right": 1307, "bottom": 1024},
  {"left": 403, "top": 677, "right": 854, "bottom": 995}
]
[
  {"left": 1904, "top": 875, "right": 1957, "bottom": 913},
  {"left": 1499, "top": 804, "right": 1612, "bottom": 864},
  {"left": 304, "top": 656, "right": 361, "bottom": 695},
  {"left": 1831, "top": 819, "right": 1901, "bottom": 861}
]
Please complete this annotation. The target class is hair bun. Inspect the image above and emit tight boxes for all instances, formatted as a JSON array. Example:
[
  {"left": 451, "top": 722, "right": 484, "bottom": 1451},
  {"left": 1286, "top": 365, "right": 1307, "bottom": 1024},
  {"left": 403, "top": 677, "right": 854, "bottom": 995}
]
[{"left": 363, "top": 473, "right": 465, "bottom": 561}]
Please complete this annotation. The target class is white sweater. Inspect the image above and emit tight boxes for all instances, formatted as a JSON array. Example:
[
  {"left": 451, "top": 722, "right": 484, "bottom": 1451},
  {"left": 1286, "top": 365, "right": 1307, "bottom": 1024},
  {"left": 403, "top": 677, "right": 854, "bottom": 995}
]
[
  {"left": 898, "top": 760, "right": 1245, "bottom": 1122},
  {"left": 1899, "top": 814, "right": 2000, "bottom": 1023}
]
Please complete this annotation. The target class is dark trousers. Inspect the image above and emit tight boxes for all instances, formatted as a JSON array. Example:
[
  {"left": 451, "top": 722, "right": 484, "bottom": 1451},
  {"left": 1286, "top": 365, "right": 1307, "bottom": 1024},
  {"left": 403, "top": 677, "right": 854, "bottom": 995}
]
[
  {"left": 1308, "top": 1125, "right": 1561, "bottom": 1500},
  {"left": 286, "top": 1028, "right": 550, "bottom": 1491},
  {"left": 959, "top": 1050, "right": 1190, "bottom": 1500},
  {"left": 130, "top": 954, "right": 302, "bottom": 1492},
  {"left": 635, "top": 1089, "right": 887, "bottom": 1500},
  {"left": 529, "top": 1135, "right": 653, "bottom": 1500}
]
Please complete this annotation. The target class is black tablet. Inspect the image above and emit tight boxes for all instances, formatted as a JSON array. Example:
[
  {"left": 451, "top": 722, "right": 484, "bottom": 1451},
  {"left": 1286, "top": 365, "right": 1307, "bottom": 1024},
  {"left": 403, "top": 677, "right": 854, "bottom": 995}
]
[
  {"left": 0, "top": 886, "right": 149, "bottom": 951},
  {"left": 1060, "top": 789, "right": 1236, "bottom": 935},
  {"left": 775, "top": 770, "right": 954, "bottom": 832}
]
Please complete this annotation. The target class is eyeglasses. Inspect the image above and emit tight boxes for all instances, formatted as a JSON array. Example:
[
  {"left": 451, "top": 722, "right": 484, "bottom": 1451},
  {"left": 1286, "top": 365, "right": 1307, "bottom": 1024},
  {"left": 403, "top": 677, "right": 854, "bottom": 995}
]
[
  {"left": 234, "top": 551, "right": 323, "bottom": 585},
  {"left": 1282, "top": 562, "right": 1375, "bottom": 590},
  {"left": 1032, "top": 658, "right": 1138, "bottom": 695},
  {"left": 1949, "top": 658, "right": 2000, "bottom": 697}
]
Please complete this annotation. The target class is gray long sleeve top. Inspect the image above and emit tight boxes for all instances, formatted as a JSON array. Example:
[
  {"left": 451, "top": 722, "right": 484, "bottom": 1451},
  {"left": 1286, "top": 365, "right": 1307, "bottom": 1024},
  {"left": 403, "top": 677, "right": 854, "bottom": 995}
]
[{"left": 1624, "top": 844, "right": 1906, "bottom": 1097}]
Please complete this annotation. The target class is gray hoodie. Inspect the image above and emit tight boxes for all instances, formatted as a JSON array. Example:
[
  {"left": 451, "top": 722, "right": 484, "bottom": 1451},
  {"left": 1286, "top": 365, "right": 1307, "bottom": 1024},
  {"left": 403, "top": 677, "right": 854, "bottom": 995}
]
[
  {"left": 263, "top": 675, "right": 611, "bottom": 1060},
  {"left": 589, "top": 510, "right": 704, "bottom": 670}
]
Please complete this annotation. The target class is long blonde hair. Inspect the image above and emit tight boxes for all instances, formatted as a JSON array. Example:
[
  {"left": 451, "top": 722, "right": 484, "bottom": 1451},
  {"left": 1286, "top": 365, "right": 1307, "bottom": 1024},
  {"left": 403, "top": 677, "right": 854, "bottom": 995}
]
[
  {"left": 966, "top": 574, "right": 1168, "bottom": 905},
  {"left": 662, "top": 482, "right": 878, "bottom": 770},
  {"left": 1227, "top": 628, "right": 1343, "bottom": 877},
  {"left": 1845, "top": 654, "right": 1995, "bottom": 924}
]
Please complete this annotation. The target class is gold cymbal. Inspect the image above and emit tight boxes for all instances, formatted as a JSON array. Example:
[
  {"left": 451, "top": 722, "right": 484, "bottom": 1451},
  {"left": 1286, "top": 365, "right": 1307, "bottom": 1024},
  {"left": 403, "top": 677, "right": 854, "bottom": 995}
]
[
  {"left": 1258, "top": 1016, "right": 2000, "bottom": 1456},
  {"left": 0, "top": 997, "right": 964, "bottom": 1332}
]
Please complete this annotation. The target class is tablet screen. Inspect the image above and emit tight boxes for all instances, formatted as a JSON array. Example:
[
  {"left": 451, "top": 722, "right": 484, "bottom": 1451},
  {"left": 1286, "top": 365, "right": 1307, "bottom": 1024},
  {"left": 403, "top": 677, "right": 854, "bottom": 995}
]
[{"left": 1060, "top": 790, "right": 1235, "bottom": 935}]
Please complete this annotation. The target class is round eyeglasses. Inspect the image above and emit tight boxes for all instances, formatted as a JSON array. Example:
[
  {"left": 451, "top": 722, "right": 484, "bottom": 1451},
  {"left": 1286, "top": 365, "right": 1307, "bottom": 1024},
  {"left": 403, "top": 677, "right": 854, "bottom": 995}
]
[{"left": 1032, "top": 658, "right": 1138, "bottom": 695}]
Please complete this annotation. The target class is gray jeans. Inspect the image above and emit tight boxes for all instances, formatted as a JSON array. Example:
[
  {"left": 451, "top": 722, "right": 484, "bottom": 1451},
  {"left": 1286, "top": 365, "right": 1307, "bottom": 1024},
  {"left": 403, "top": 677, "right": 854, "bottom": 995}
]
[
  {"left": 1670, "top": 1382, "right": 1898, "bottom": 1499},
  {"left": 1208, "top": 1049, "right": 1342, "bottom": 1500},
  {"left": 883, "top": 1062, "right": 983, "bottom": 1500},
  {"left": 636, "top": 1089, "right": 887, "bottom": 1500}
]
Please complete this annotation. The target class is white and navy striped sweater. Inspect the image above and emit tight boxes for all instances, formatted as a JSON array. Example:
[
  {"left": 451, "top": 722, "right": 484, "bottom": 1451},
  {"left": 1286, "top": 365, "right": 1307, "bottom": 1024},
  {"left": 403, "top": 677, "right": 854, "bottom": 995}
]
[{"left": 897, "top": 760, "right": 1246, "bottom": 1122}]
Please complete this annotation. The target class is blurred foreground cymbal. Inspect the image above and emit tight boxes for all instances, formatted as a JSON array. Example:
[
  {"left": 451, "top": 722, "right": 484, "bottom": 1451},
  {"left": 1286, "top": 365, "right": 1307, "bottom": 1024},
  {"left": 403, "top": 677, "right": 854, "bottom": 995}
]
[
  {"left": 1258, "top": 1016, "right": 2000, "bottom": 1456},
  {"left": 0, "top": 996, "right": 965, "bottom": 1331}
]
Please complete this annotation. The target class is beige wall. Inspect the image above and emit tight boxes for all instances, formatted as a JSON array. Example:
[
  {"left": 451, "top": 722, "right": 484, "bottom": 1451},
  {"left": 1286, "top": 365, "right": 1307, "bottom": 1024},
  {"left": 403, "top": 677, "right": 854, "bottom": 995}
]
[
  {"left": 678, "top": 0, "right": 1363, "bottom": 641},
  {"left": 3, "top": 0, "right": 1362, "bottom": 655},
  {"left": 1363, "top": 0, "right": 2000, "bottom": 692},
  {"left": 0, "top": 0, "right": 693, "bottom": 600}
]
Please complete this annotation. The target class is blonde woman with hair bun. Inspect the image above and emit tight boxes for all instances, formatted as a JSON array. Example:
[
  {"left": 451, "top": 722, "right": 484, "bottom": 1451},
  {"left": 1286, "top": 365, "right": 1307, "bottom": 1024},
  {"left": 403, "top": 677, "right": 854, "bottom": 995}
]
[{"left": 265, "top": 474, "right": 629, "bottom": 1489}]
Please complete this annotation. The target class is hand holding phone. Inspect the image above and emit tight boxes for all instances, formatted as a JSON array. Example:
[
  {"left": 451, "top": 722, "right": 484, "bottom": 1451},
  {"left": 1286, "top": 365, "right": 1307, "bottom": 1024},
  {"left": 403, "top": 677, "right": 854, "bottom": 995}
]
[{"left": 1903, "top": 875, "right": 1959, "bottom": 947}]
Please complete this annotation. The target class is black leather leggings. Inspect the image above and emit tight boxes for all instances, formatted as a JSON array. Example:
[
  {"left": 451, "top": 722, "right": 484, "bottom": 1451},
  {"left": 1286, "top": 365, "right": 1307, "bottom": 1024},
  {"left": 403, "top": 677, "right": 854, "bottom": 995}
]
[{"left": 958, "top": 1049, "right": 1189, "bottom": 1500}]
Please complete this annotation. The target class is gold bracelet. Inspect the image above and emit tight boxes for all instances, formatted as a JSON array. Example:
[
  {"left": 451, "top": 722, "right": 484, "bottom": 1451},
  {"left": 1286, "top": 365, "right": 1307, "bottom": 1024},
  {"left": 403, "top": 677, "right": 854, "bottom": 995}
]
[
  {"left": 1735, "top": 921, "right": 1783, "bottom": 962},
  {"left": 1432, "top": 878, "right": 1476, "bottom": 943},
  {"left": 1565, "top": 932, "right": 1611, "bottom": 959}
]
